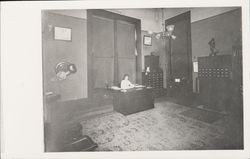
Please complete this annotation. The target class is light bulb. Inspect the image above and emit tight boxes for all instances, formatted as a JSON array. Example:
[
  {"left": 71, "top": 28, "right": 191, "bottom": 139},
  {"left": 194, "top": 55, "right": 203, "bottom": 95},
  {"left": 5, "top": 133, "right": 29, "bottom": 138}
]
[
  {"left": 166, "top": 25, "right": 175, "bottom": 32},
  {"left": 156, "top": 33, "right": 161, "bottom": 39},
  {"left": 171, "top": 35, "right": 176, "bottom": 39}
]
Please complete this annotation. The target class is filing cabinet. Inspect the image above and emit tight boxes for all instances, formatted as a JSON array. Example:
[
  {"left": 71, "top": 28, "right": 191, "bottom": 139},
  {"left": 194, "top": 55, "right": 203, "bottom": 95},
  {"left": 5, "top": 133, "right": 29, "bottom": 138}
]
[
  {"left": 198, "top": 68, "right": 230, "bottom": 78},
  {"left": 198, "top": 55, "right": 232, "bottom": 79},
  {"left": 198, "top": 51, "right": 242, "bottom": 114},
  {"left": 142, "top": 71, "right": 164, "bottom": 97}
]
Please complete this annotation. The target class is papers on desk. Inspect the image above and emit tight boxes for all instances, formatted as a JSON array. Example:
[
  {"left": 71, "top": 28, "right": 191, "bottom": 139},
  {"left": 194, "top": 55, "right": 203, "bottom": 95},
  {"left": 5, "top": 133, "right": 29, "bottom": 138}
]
[
  {"left": 110, "top": 86, "right": 122, "bottom": 90},
  {"left": 110, "top": 84, "right": 146, "bottom": 92},
  {"left": 120, "top": 89, "right": 127, "bottom": 93},
  {"left": 135, "top": 88, "right": 143, "bottom": 91},
  {"left": 134, "top": 84, "right": 145, "bottom": 88},
  {"left": 120, "top": 88, "right": 142, "bottom": 92}
]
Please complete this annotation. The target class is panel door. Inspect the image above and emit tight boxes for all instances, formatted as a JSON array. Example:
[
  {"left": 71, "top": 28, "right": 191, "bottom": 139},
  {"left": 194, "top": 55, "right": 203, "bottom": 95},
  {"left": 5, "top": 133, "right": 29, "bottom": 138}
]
[{"left": 165, "top": 11, "right": 192, "bottom": 97}]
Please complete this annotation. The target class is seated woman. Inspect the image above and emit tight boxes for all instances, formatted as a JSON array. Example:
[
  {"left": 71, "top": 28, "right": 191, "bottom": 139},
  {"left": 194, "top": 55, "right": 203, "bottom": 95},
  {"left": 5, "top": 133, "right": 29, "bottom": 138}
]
[{"left": 120, "top": 74, "right": 135, "bottom": 89}]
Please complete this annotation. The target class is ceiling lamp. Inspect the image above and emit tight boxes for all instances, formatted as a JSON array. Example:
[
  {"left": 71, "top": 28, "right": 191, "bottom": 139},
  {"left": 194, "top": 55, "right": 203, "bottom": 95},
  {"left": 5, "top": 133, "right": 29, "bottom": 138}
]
[{"left": 155, "top": 9, "right": 176, "bottom": 40}]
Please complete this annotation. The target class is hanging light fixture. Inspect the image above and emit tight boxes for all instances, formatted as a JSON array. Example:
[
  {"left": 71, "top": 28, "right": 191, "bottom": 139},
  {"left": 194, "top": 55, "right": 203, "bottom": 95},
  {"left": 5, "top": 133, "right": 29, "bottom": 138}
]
[{"left": 155, "top": 9, "right": 176, "bottom": 40}]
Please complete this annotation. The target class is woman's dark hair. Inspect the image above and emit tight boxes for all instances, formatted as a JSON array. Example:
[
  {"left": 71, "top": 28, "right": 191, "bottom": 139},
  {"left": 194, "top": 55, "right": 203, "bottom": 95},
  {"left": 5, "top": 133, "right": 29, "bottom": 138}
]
[{"left": 123, "top": 74, "right": 129, "bottom": 80}]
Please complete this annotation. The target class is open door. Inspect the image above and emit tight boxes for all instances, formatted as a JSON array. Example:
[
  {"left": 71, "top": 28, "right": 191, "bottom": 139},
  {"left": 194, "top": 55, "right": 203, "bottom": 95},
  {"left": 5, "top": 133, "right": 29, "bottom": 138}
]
[{"left": 165, "top": 11, "right": 192, "bottom": 102}]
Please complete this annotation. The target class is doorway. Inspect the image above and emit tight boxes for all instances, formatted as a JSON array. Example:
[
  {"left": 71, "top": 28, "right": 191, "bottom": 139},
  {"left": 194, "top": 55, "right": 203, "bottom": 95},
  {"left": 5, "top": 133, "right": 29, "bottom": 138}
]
[{"left": 165, "top": 11, "right": 193, "bottom": 103}]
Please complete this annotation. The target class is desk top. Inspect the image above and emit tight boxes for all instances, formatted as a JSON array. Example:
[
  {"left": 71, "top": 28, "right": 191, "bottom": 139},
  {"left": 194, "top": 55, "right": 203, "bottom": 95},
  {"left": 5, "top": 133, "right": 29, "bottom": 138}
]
[
  {"left": 93, "top": 87, "right": 153, "bottom": 97},
  {"left": 124, "top": 87, "right": 152, "bottom": 92}
]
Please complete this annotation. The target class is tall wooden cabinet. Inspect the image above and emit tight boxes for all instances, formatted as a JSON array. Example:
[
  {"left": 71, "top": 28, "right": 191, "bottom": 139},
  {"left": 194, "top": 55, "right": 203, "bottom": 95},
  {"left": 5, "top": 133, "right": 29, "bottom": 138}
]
[
  {"left": 142, "top": 71, "right": 164, "bottom": 97},
  {"left": 198, "top": 46, "right": 242, "bottom": 114},
  {"left": 198, "top": 55, "right": 232, "bottom": 112},
  {"left": 142, "top": 55, "right": 165, "bottom": 97},
  {"left": 144, "top": 55, "right": 160, "bottom": 71}
]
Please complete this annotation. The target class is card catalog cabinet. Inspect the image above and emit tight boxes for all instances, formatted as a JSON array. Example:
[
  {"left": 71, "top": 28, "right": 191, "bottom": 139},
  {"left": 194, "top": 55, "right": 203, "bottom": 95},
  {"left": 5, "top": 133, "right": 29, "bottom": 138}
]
[
  {"left": 198, "top": 47, "right": 242, "bottom": 114},
  {"left": 142, "top": 71, "right": 164, "bottom": 97}
]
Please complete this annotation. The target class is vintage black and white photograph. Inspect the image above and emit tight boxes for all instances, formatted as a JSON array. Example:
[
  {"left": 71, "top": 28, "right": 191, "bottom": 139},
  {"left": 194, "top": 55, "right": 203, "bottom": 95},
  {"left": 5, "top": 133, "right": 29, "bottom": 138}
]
[
  {"left": 2, "top": 0, "right": 250, "bottom": 158},
  {"left": 42, "top": 7, "right": 244, "bottom": 152}
]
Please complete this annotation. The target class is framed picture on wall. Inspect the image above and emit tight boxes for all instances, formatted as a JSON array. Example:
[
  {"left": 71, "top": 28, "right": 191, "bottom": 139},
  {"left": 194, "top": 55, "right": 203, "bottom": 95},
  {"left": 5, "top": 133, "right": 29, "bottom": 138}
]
[
  {"left": 54, "top": 26, "right": 72, "bottom": 41},
  {"left": 143, "top": 35, "right": 152, "bottom": 46}
]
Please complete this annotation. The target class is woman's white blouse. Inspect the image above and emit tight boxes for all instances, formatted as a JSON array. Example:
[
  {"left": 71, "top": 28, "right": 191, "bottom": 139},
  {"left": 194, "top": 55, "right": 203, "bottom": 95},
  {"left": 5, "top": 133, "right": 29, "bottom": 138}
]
[{"left": 120, "top": 79, "right": 134, "bottom": 89}]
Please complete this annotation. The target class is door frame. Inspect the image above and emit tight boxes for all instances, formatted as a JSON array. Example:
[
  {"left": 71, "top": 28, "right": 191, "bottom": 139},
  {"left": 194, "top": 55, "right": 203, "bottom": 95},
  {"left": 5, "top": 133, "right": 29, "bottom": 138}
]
[
  {"left": 165, "top": 11, "right": 193, "bottom": 94},
  {"left": 87, "top": 9, "right": 142, "bottom": 99}
]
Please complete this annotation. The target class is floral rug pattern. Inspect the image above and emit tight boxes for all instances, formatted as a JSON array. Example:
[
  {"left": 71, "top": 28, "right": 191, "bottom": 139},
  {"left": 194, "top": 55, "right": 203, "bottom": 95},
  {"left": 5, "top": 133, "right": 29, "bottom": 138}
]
[{"left": 80, "top": 101, "right": 243, "bottom": 151}]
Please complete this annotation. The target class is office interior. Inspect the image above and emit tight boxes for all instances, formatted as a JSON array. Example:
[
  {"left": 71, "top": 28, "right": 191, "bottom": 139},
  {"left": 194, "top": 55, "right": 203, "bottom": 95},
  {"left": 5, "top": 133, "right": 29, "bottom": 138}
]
[{"left": 42, "top": 7, "right": 243, "bottom": 152}]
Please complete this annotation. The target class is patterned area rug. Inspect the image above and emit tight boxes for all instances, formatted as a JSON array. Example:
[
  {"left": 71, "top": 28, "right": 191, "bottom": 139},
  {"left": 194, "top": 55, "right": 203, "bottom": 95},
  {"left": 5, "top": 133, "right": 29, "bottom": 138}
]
[
  {"left": 179, "top": 108, "right": 223, "bottom": 124},
  {"left": 80, "top": 101, "right": 243, "bottom": 151}
]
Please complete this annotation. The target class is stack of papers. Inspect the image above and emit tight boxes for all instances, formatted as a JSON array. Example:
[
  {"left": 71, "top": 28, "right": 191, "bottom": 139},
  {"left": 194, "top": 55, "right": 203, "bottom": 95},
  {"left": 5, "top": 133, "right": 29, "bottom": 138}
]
[
  {"left": 110, "top": 86, "right": 122, "bottom": 90},
  {"left": 134, "top": 84, "right": 145, "bottom": 88}
]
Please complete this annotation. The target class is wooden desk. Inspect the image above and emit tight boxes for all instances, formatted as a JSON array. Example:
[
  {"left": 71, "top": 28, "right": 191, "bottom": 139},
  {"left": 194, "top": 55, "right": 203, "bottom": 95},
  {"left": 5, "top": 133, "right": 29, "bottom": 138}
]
[{"left": 112, "top": 88, "right": 154, "bottom": 115}]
